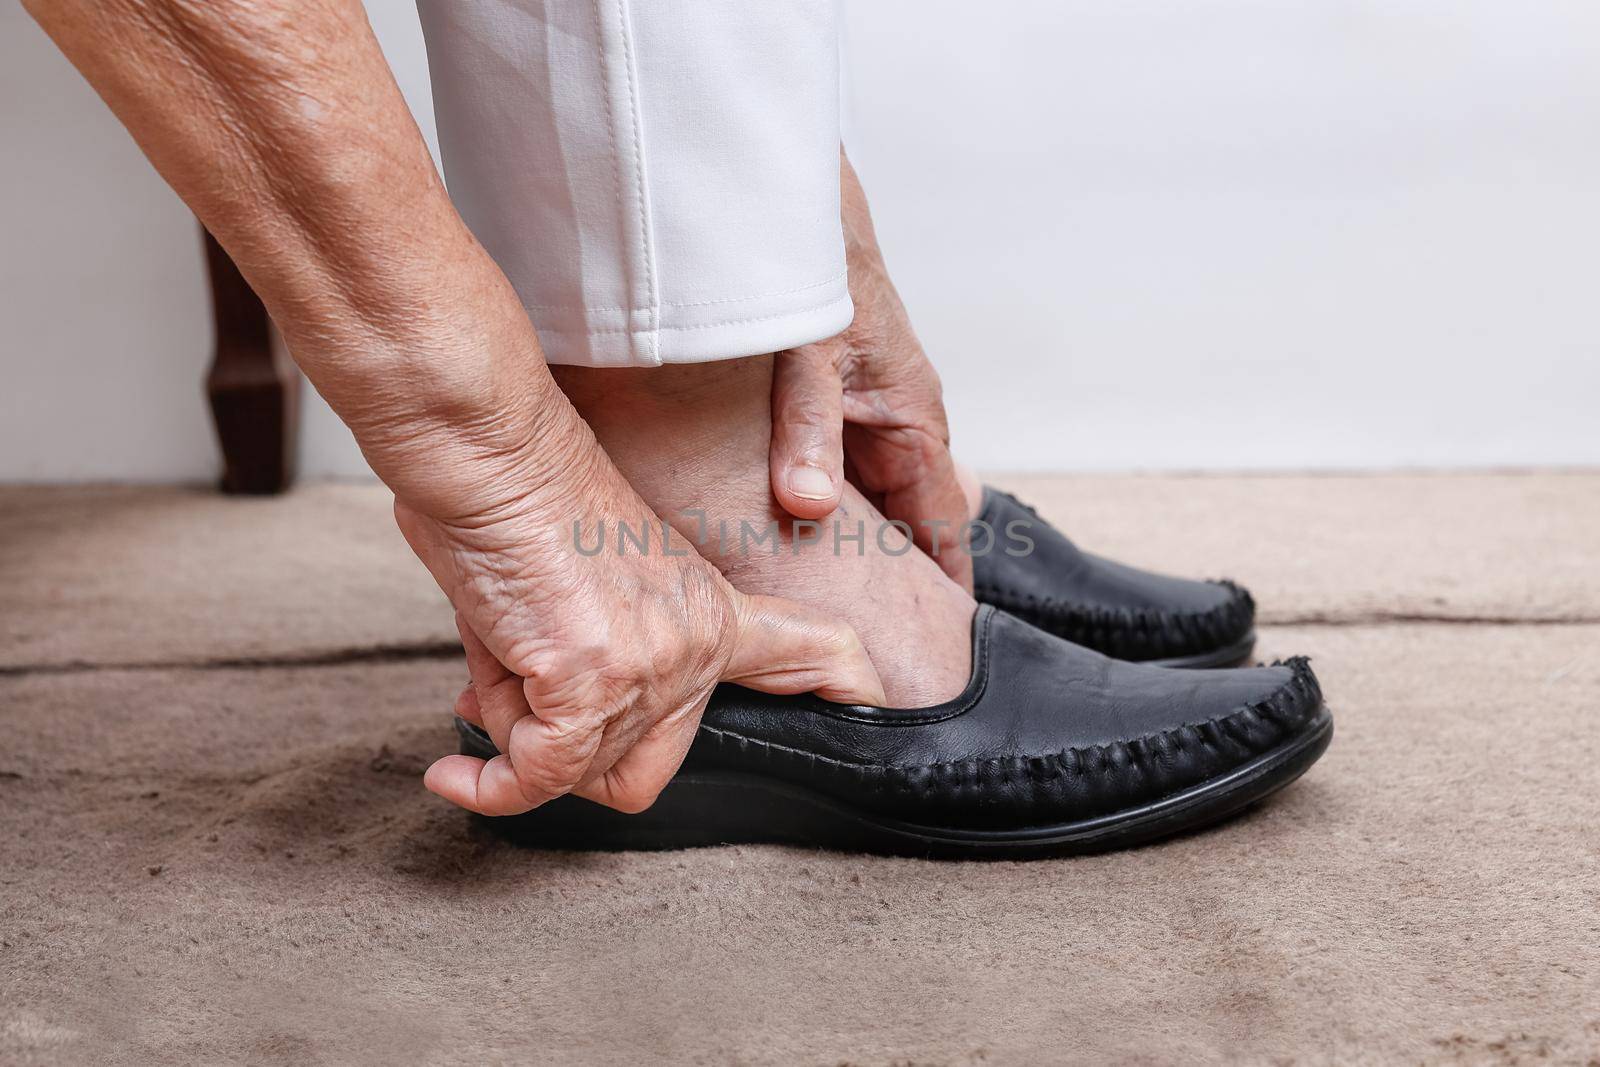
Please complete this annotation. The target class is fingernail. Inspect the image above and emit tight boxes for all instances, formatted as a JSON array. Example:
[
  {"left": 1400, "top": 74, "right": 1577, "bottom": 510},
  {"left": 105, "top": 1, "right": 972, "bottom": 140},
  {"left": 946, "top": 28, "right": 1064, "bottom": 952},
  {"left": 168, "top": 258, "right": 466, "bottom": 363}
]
[{"left": 787, "top": 465, "right": 835, "bottom": 501}]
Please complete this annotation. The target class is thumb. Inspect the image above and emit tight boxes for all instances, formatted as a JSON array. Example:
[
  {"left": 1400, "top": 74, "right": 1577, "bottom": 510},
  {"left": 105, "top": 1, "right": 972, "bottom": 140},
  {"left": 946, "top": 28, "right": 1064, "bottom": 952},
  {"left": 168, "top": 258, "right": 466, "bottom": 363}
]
[
  {"left": 770, "top": 346, "right": 846, "bottom": 520},
  {"left": 723, "top": 591, "right": 887, "bottom": 706}
]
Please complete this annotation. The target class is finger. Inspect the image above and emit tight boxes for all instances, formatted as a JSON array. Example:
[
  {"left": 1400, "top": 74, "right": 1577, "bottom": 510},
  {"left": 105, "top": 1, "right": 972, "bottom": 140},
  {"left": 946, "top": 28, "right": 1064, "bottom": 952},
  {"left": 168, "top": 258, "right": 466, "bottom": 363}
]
[
  {"left": 453, "top": 683, "right": 485, "bottom": 727},
  {"left": 456, "top": 611, "right": 511, "bottom": 686},
  {"left": 424, "top": 753, "right": 540, "bottom": 816},
  {"left": 563, "top": 687, "right": 668, "bottom": 796},
  {"left": 458, "top": 614, "right": 617, "bottom": 812},
  {"left": 455, "top": 613, "right": 530, "bottom": 756},
  {"left": 725, "top": 592, "right": 886, "bottom": 706},
  {"left": 499, "top": 699, "right": 609, "bottom": 809},
  {"left": 429, "top": 699, "right": 613, "bottom": 816},
  {"left": 573, "top": 700, "right": 704, "bottom": 814},
  {"left": 770, "top": 346, "right": 845, "bottom": 519}
]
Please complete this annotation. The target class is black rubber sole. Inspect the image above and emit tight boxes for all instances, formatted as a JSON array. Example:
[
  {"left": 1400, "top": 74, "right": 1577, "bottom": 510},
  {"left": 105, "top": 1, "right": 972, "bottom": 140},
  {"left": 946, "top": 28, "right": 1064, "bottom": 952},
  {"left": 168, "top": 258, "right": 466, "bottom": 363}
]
[
  {"left": 457, "top": 705, "right": 1330, "bottom": 859},
  {"left": 1146, "top": 630, "right": 1257, "bottom": 670}
]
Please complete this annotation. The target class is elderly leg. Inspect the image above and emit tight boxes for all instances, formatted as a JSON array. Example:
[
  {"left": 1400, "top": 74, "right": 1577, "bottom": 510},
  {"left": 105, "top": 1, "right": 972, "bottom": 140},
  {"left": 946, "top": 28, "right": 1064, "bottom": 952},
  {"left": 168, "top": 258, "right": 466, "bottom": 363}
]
[{"left": 553, "top": 356, "right": 974, "bottom": 708}]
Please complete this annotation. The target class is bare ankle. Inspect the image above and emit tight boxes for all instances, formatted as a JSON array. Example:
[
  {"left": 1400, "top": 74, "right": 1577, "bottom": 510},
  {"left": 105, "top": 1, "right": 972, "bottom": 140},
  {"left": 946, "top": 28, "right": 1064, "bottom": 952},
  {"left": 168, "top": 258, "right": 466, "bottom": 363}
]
[{"left": 552, "top": 355, "right": 974, "bottom": 706}]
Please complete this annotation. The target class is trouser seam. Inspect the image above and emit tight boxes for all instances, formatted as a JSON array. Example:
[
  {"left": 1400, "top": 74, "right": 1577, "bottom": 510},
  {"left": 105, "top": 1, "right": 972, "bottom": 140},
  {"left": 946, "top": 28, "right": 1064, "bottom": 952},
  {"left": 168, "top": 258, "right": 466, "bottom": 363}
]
[{"left": 612, "top": 0, "right": 661, "bottom": 363}]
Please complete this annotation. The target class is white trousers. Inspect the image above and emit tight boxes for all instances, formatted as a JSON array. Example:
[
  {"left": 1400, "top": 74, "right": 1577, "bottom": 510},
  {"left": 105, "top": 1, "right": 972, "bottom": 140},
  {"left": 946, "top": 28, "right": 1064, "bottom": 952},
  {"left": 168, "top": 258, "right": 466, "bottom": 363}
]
[{"left": 416, "top": 0, "right": 849, "bottom": 368}]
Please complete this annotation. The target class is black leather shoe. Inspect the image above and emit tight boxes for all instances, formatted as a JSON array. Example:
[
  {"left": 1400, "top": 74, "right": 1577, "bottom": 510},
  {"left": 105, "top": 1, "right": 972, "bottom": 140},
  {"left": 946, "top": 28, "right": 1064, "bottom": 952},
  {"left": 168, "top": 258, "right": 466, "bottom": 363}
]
[
  {"left": 973, "top": 487, "right": 1256, "bottom": 668},
  {"left": 456, "top": 606, "right": 1330, "bottom": 858}
]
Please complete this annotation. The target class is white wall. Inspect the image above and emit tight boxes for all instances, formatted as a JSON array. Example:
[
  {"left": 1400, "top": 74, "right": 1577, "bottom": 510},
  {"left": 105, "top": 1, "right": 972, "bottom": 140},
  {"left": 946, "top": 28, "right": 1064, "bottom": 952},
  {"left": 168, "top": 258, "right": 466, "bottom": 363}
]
[
  {"left": 842, "top": 0, "right": 1600, "bottom": 471},
  {"left": 3, "top": 1, "right": 1598, "bottom": 481},
  {"left": 0, "top": 2, "right": 434, "bottom": 482}
]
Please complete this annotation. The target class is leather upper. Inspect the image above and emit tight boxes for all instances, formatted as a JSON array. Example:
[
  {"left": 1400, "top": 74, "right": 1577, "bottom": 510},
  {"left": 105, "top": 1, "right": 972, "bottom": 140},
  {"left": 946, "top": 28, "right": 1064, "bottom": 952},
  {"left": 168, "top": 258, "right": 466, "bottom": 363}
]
[
  {"left": 682, "top": 606, "right": 1325, "bottom": 830},
  {"left": 971, "top": 488, "right": 1256, "bottom": 662}
]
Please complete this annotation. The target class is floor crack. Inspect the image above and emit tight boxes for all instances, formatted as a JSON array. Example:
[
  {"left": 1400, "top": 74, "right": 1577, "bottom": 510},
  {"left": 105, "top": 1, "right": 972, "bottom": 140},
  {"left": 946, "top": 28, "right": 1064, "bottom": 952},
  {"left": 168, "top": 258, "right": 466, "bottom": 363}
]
[
  {"left": 0, "top": 640, "right": 465, "bottom": 677},
  {"left": 2, "top": 615, "right": 1596, "bottom": 678}
]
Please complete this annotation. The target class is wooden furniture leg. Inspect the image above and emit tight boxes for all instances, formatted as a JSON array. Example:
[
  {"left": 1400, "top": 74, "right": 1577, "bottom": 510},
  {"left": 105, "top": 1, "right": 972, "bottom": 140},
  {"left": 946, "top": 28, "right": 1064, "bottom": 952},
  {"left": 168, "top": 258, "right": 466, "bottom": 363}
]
[{"left": 202, "top": 225, "right": 300, "bottom": 494}]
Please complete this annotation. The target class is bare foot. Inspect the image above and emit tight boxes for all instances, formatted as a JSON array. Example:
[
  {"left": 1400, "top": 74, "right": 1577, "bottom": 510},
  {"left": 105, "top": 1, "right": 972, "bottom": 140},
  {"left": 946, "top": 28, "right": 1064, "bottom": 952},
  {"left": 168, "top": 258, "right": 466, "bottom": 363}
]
[{"left": 553, "top": 356, "right": 974, "bottom": 707}]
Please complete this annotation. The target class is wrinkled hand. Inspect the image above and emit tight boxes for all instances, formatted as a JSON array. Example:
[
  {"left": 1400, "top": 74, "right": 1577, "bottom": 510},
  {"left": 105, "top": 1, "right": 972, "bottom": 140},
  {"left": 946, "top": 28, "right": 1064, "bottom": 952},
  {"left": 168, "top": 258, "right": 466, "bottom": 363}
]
[
  {"left": 396, "top": 421, "right": 884, "bottom": 817},
  {"left": 769, "top": 151, "right": 973, "bottom": 591}
]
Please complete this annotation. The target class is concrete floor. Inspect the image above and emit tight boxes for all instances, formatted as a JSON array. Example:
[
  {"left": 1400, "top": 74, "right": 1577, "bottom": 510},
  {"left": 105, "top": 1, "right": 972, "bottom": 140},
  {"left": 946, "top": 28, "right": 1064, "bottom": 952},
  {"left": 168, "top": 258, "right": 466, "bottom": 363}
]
[{"left": 2, "top": 473, "right": 1597, "bottom": 1064}]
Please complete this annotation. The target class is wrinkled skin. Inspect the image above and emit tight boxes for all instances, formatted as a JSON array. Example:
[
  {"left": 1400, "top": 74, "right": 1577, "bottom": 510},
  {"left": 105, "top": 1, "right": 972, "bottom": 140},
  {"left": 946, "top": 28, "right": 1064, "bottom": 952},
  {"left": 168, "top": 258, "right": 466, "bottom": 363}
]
[
  {"left": 398, "top": 433, "right": 886, "bottom": 815},
  {"left": 768, "top": 152, "right": 974, "bottom": 592},
  {"left": 26, "top": 0, "right": 886, "bottom": 817}
]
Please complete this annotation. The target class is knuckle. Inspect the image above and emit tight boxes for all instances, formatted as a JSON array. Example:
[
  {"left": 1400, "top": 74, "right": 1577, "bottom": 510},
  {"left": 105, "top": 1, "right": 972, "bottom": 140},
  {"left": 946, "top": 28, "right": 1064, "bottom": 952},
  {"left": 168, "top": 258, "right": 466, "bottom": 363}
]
[
  {"left": 794, "top": 336, "right": 846, "bottom": 369},
  {"left": 608, "top": 780, "right": 665, "bottom": 815},
  {"left": 503, "top": 640, "right": 588, "bottom": 686},
  {"left": 786, "top": 406, "right": 833, "bottom": 431},
  {"left": 828, "top": 625, "right": 867, "bottom": 660},
  {"left": 511, "top": 749, "right": 578, "bottom": 797},
  {"left": 775, "top": 391, "right": 840, "bottom": 432},
  {"left": 513, "top": 644, "right": 639, "bottom": 710},
  {"left": 509, "top": 750, "right": 581, "bottom": 802},
  {"left": 508, "top": 715, "right": 603, "bottom": 801}
]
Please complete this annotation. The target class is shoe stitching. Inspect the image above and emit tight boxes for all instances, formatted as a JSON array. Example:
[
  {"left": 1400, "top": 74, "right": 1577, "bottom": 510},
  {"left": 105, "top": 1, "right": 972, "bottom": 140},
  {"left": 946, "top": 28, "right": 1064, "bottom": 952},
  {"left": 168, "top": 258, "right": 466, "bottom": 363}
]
[
  {"left": 975, "top": 490, "right": 1255, "bottom": 656},
  {"left": 978, "top": 580, "right": 1255, "bottom": 658},
  {"left": 456, "top": 658, "right": 1322, "bottom": 797},
  {"left": 697, "top": 657, "right": 1321, "bottom": 785},
  {"left": 974, "top": 579, "right": 1252, "bottom": 626}
]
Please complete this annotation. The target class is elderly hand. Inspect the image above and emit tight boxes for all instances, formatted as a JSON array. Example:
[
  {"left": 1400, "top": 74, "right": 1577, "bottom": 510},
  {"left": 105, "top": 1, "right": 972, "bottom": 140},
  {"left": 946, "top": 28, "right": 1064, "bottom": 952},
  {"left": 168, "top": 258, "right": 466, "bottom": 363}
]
[
  {"left": 769, "top": 152, "right": 974, "bottom": 592},
  {"left": 396, "top": 418, "right": 884, "bottom": 816},
  {"left": 27, "top": 0, "right": 884, "bottom": 816}
]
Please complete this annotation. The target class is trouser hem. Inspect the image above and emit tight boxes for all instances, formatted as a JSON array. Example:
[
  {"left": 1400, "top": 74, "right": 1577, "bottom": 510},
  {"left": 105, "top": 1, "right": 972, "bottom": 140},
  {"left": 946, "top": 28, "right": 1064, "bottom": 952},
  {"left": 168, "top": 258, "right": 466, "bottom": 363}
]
[{"left": 532, "top": 283, "right": 854, "bottom": 367}]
